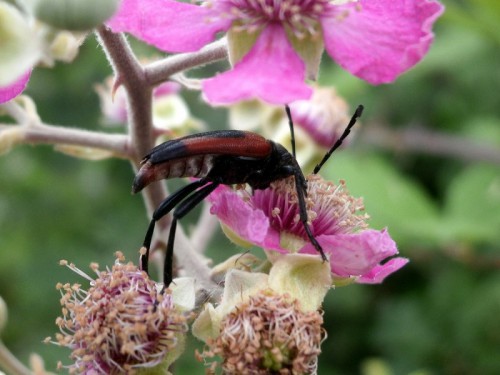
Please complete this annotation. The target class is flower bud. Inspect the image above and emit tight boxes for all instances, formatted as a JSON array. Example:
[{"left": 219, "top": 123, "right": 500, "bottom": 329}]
[
  {"left": 289, "top": 86, "right": 352, "bottom": 149},
  {"left": 0, "top": 3, "right": 41, "bottom": 87},
  {"left": 26, "top": 0, "right": 120, "bottom": 31},
  {"left": 48, "top": 30, "right": 85, "bottom": 63}
]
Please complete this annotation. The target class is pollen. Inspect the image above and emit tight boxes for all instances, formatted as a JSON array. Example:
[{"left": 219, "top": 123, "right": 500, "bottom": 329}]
[
  {"left": 253, "top": 174, "right": 368, "bottom": 240},
  {"left": 305, "top": 174, "right": 369, "bottom": 235},
  {"left": 200, "top": 290, "right": 324, "bottom": 374},
  {"left": 53, "top": 254, "right": 187, "bottom": 374}
]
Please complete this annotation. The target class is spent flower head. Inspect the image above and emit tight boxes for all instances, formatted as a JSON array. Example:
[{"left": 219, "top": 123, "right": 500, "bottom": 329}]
[
  {"left": 193, "top": 255, "right": 330, "bottom": 374},
  {"left": 52, "top": 252, "right": 189, "bottom": 374},
  {"left": 108, "top": 0, "right": 444, "bottom": 104},
  {"left": 201, "top": 291, "right": 324, "bottom": 374}
]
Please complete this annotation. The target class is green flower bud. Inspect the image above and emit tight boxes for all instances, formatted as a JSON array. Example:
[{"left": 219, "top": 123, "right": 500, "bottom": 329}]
[
  {"left": 0, "top": 2, "right": 41, "bottom": 86},
  {"left": 25, "top": 0, "right": 120, "bottom": 31}
]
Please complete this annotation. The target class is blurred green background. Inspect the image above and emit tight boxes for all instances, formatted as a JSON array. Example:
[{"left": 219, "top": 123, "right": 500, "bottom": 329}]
[{"left": 1, "top": 0, "right": 500, "bottom": 374}]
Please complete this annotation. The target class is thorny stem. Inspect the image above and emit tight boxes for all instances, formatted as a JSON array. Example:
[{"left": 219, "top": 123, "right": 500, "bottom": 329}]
[
  {"left": 96, "top": 26, "right": 215, "bottom": 289},
  {"left": 145, "top": 38, "right": 228, "bottom": 87},
  {"left": 96, "top": 26, "right": 152, "bottom": 160},
  {"left": 0, "top": 341, "right": 32, "bottom": 375}
]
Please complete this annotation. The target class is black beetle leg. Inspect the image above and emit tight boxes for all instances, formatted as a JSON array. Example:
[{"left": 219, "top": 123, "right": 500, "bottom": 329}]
[
  {"left": 141, "top": 178, "right": 209, "bottom": 275},
  {"left": 162, "top": 182, "right": 220, "bottom": 290}
]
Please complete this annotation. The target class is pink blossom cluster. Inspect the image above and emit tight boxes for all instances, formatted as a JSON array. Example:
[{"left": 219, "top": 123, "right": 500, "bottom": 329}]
[
  {"left": 2, "top": 0, "right": 444, "bottom": 105},
  {"left": 109, "top": 0, "right": 444, "bottom": 104}
]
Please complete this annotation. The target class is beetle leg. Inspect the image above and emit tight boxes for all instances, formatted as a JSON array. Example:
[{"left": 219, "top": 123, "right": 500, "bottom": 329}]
[
  {"left": 313, "top": 104, "right": 364, "bottom": 174},
  {"left": 293, "top": 171, "right": 328, "bottom": 262},
  {"left": 285, "top": 105, "right": 296, "bottom": 159},
  {"left": 162, "top": 182, "right": 220, "bottom": 290},
  {"left": 141, "top": 178, "right": 209, "bottom": 275}
]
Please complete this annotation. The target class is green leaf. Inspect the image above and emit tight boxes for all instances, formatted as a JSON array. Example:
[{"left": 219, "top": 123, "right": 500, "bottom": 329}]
[
  {"left": 443, "top": 164, "right": 500, "bottom": 244},
  {"left": 442, "top": 0, "right": 500, "bottom": 45},
  {"left": 321, "top": 152, "right": 441, "bottom": 247}
]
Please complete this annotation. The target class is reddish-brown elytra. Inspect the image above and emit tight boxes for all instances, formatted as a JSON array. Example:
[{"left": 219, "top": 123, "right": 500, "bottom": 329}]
[{"left": 133, "top": 105, "right": 364, "bottom": 288}]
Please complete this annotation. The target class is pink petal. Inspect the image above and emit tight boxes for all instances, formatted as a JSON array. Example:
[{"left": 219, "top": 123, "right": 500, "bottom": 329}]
[
  {"left": 209, "top": 187, "right": 271, "bottom": 244},
  {"left": 107, "top": 0, "right": 231, "bottom": 52},
  {"left": 321, "top": 0, "right": 444, "bottom": 84},
  {"left": 357, "top": 257, "right": 409, "bottom": 284},
  {"left": 0, "top": 71, "right": 31, "bottom": 104},
  {"left": 203, "top": 23, "right": 312, "bottom": 105},
  {"left": 300, "top": 229, "right": 399, "bottom": 277}
]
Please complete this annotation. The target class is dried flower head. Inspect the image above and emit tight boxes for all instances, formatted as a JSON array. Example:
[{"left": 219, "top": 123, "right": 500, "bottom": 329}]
[
  {"left": 199, "top": 290, "right": 324, "bottom": 374},
  {"left": 52, "top": 252, "right": 188, "bottom": 374}
]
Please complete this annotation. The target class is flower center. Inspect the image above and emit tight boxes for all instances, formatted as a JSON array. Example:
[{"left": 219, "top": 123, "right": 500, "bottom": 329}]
[
  {"left": 253, "top": 174, "right": 368, "bottom": 241},
  {"left": 213, "top": 0, "right": 331, "bottom": 36}
]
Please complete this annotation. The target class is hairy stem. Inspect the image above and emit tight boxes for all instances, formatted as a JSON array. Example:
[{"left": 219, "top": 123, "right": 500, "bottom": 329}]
[
  {"left": 0, "top": 123, "right": 131, "bottom": 158},
  {"left": 97, "top": 27, "right": 214, "bottom": 288},
  {"left": 145, "top": 38, "right": 228, "bottom": 87},
  {"left": 96, "top": 26, "right": 152, "bottom": 160}
]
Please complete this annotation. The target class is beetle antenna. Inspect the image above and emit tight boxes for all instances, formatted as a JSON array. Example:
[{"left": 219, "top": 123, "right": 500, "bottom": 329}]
[
  {"left": 285, "top": 105, "right": 297, "bottom": 159},
  {"left": 313, "top": 104, "right": 364, "bottom": 174}
]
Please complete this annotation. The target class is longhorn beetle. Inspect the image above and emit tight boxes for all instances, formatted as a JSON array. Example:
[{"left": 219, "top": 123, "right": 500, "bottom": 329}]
[{"left": 133, "top": 105, "right": 364, "bottom": 287}]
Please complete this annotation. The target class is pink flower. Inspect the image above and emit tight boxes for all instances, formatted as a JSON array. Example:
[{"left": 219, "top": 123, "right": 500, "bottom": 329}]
[
  {"left": 108, "top": 0, "right": 444, "bottom": 104},
  {"left": 209, "top": 174, "right": 408, "bottom": 283},
  {"left": 0, "top": 71, "right": 31, "bottom": 104}
]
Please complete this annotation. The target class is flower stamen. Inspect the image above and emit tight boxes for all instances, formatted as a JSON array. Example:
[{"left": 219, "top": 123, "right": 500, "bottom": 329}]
[
  {"left": 200, "top": 290, "right": 325, "bottom": 374},
  {"left": 51, "top": 253, "right": 188, "bottom": 374}
]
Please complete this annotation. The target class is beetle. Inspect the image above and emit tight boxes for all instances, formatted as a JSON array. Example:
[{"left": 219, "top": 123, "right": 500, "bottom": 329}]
[{"left": 133, "top": 105, "right": 364, "bottom": 287}]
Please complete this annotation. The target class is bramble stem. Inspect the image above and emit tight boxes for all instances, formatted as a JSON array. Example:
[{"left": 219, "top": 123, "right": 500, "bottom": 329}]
[
  {"left": 144, "top": 38, "right": 228, "bottom": 86},
  {"left": 0, "top": 122, "right": 130, "bottom": 158},
  {"left": 1, "top": 100, "right": 130, "bottom": 157},
  {"left": 96, "top": 27, "right": 215, "bottom": 289}
]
